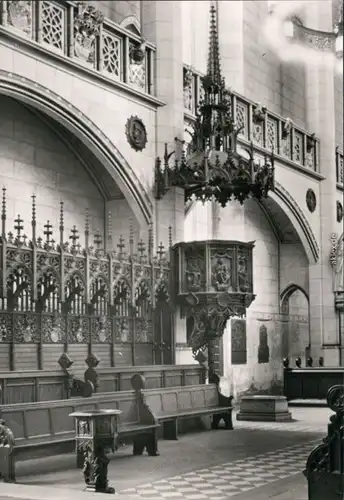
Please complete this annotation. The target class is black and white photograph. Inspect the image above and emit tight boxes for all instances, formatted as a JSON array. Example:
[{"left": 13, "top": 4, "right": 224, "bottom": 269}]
[{"left": 0, "top": 0, "right": 343, "bottom": 499}]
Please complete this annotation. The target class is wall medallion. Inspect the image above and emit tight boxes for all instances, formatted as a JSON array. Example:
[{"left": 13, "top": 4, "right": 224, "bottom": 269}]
[
  {"left": 125, "top": 116, "right": 147, "bottom": 152},
  {"left": 337, "top": 201, "right": 343, "bottom": 223},
  {"left": 306, "top": 189, "right": 316, "bottom": 213}
]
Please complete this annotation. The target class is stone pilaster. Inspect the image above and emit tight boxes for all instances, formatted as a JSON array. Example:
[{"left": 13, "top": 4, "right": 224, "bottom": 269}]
[
  {"left": 305, "top": 2, "right": 338, "bottom": 364},
  {"left": 142, "top": 1, "right": 185, "bottom": 246}
]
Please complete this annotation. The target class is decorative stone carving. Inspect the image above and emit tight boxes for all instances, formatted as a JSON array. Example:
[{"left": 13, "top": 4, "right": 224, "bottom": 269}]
[
  {"left": 252, "top": 103, "right": 267, "bottom": 124},
  {"left": 306, "top": 188, "right": 316, "bottom": 213},
  {"left": 231, "top": 318, "right": 247, "bottom": 365},
  {"left": 337, "top": 201, "right": 343, "bottom": 223},
  {"left": 306, "top": 133, "right": 316, "bottom": 154},
  {"left": 282, "top": 118, "right": 293, "bottom": 140},
  {"left": 299, "top": 30, "right": 334, "bottom": 52},
  {"left": 125, "top": 116, "right": 147, "bottom": 152},
  {"left": 129, "top": 39, "right": 146, "bottom": 64},
  {"left": 258, "top": 324, "right": 270, "bottom": 364},
  {"left": 74, "top": 4, "right": 104, "bottom": 65},
  {"left": 183, "top": 66, "right": 193, "bottom": 89},
  {"left": 186, "top": 260, "right": 203, "bottom": 293},
  {"left": 7, "top": 0, "right": 32, "bottom": 35},
  {"left": 238, "top": 249, "right": 250, "bottom": 292},
  {"left": 211, "top": 257, "right": 232, "bottom": 292}
]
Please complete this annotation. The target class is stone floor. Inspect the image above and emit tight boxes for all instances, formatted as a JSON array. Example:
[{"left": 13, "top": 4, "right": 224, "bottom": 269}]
[{"left": 1, "top": 407, "right": 331, "bottom": 500}]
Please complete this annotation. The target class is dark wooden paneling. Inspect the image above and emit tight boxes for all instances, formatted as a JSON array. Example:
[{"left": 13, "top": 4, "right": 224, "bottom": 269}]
[
  {"left": 42, "top": 345, "right": 64, "bottom": 371},
  {"left": 92, "top": 344, "right": 112, "bottom": 367},
  {"left": 0, "top": 365, "right": 206, "bottom": 404},
  {"left": 284, "top": 368, "right": 344, "bottom": 400},
  {"left": 114, "top": 345, "right": 132, "bottom": 365},
  {"left": 68, "top": 345, "right": 88, "bottom": 371},
  {"left": 0, "top": 344, "right": 10, "bottom": 371},
  {"left": 135, "top": 344, "right": 154, "bottom": 366},
  {"left": 13, "top": 345, "right": 38, "bottom": 371}
]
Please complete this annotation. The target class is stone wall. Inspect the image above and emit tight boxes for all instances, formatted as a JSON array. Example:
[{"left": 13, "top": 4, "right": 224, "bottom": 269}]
[
  {"left": 89, "top": 0, "right": 140, "bottom": 27},
  {"left": 0, "top": 96, "right": 105, "bottom": 245},
  {"left": 334, "top": 73, "right": 343, "bottom": 150},
  {"left": 242, "top": 1, "right": 307, "bottom": 128},
  {"left": 280, "top": 243, "right": 309, "bottom": 295}
]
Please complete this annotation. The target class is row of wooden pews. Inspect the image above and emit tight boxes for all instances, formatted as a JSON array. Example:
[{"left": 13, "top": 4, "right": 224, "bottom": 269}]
[{"left": 0, "top": 373, "right": 233, "bottom": 464}]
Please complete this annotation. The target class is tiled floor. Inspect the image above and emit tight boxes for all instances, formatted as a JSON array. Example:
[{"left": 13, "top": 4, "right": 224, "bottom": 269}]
[
  {"left": 120, "top": 440, "right": 316, "bottom": 499},
  {"left": 12, "top": 407, "right": 328, "bottom": 500}
]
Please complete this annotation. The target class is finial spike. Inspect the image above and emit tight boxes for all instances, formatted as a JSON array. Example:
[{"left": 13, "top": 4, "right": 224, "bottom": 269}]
[
  {"left": 1, "top": 187, "right": 6, "bottom": 237},
  {"left": 85, "top": 209, "right": 89, "bottom": 235},
  {"left": 14, "top": 214, "right": 24, "bottom": 242},
  {"left": 31, "top": 195, "right": 36, "bottom": 242},
  {"left": 44, "top": 220, "right": 53, "bottom": 245},
  {"left": 94, "top": 230, "right": 102, "bottom": 250},
  {"left": 59, "top": 202, "right": 64, "bottom": 231},
  {"left": 69, "top": 225, "right": 79, "bottom": 249},
  {"left": 148, "top": 219, "right": 154, "bottom": 260},
  {"left": 31, "top": 195, "right": 36, "bottom": 226},
  {"left": 117, "top": 235, "right": 125, "bottom": 259},
  {"left": 84, "top": 209, "right": 89, "bottom": 250},
  {"left": 107, "top": 210, "right": 112, "bottom": 242},
  {"left": 168, "top": 225, "right": 173, "bottom": 248},
  {"left": 207, "top": 2, "right": 222, "bottom": 85},
  {"left": 59, "top": 201, "right": 64, "bottom": 246},
  {"left": 129, "top": 219, "right": 134, "bottom": 256}
]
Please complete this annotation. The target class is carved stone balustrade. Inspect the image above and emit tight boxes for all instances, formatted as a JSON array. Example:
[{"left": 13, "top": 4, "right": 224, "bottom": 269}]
[
  {"left": 0, "top": 0, "right": 155, "bottom": 95},
  {"left": 171, "top": 240, "right": 255, "bottom": 370},
  {"left": 182, "top": 66, "right": 320, "bottom": 174}
]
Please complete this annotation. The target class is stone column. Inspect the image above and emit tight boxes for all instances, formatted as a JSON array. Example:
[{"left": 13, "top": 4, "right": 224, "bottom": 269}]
[
  {"left": 142, "top": 1, "right": 185, "bottom": 247},
  {"left": 305, "top": 2, "right": 339, "bottom": 365}
]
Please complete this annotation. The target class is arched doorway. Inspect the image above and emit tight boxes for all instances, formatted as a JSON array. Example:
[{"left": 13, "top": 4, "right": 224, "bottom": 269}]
[{"left": 281, "top": 284, "right": 310, "bottom": 363}]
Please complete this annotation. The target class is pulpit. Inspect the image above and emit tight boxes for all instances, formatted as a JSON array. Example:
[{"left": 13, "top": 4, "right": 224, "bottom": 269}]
[
  {"left": 171, "top": 240, "right": 255, "bottom": 375},
  {"left": 70, "top": 409, "right": 121, "bottom": 494}
]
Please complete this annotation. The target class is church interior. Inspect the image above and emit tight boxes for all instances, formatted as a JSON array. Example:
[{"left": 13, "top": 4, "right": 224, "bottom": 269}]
[{"left": 0, "top": 0, "right": 343, "bottom": 498}]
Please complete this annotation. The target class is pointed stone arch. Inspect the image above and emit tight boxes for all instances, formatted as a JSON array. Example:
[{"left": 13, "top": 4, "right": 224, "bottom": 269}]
[{"left": 0, "top": 70, "right": 152, "bottom": 229}]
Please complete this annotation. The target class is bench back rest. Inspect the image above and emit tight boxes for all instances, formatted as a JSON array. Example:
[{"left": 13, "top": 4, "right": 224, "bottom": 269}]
[
  {"left": 145, "top": 384, "right": 219, "bottom": 416},
  {"left": 1, "top": 391, "right": 139, "bottom": 446}
]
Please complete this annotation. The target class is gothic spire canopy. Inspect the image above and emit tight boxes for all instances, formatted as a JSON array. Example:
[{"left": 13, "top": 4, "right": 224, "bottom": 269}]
[{"left": 155, "top": 3, "right": 275, "bottom": 206}]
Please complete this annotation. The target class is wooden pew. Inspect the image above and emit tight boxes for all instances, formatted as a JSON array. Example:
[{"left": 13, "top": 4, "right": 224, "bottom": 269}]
[
  {"left": 145, "top": 376, "right": 233, "bottom": 440},
  {"left": 0, "top": 375, "right": 160, "bottom": 463}
]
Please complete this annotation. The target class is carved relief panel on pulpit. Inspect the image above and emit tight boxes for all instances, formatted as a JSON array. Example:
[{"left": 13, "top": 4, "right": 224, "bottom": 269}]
[
  {"left": 211, "top": 248, "right": 233, "bottom": 292},
  {"left": 184, "top": 246, "right": 206, "bottom": 294}
]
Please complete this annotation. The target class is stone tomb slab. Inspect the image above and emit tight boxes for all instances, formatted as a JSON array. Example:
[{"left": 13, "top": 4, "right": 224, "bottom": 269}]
[{"left": 236, "top": 395, "right": 292, "bottom": 422}]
